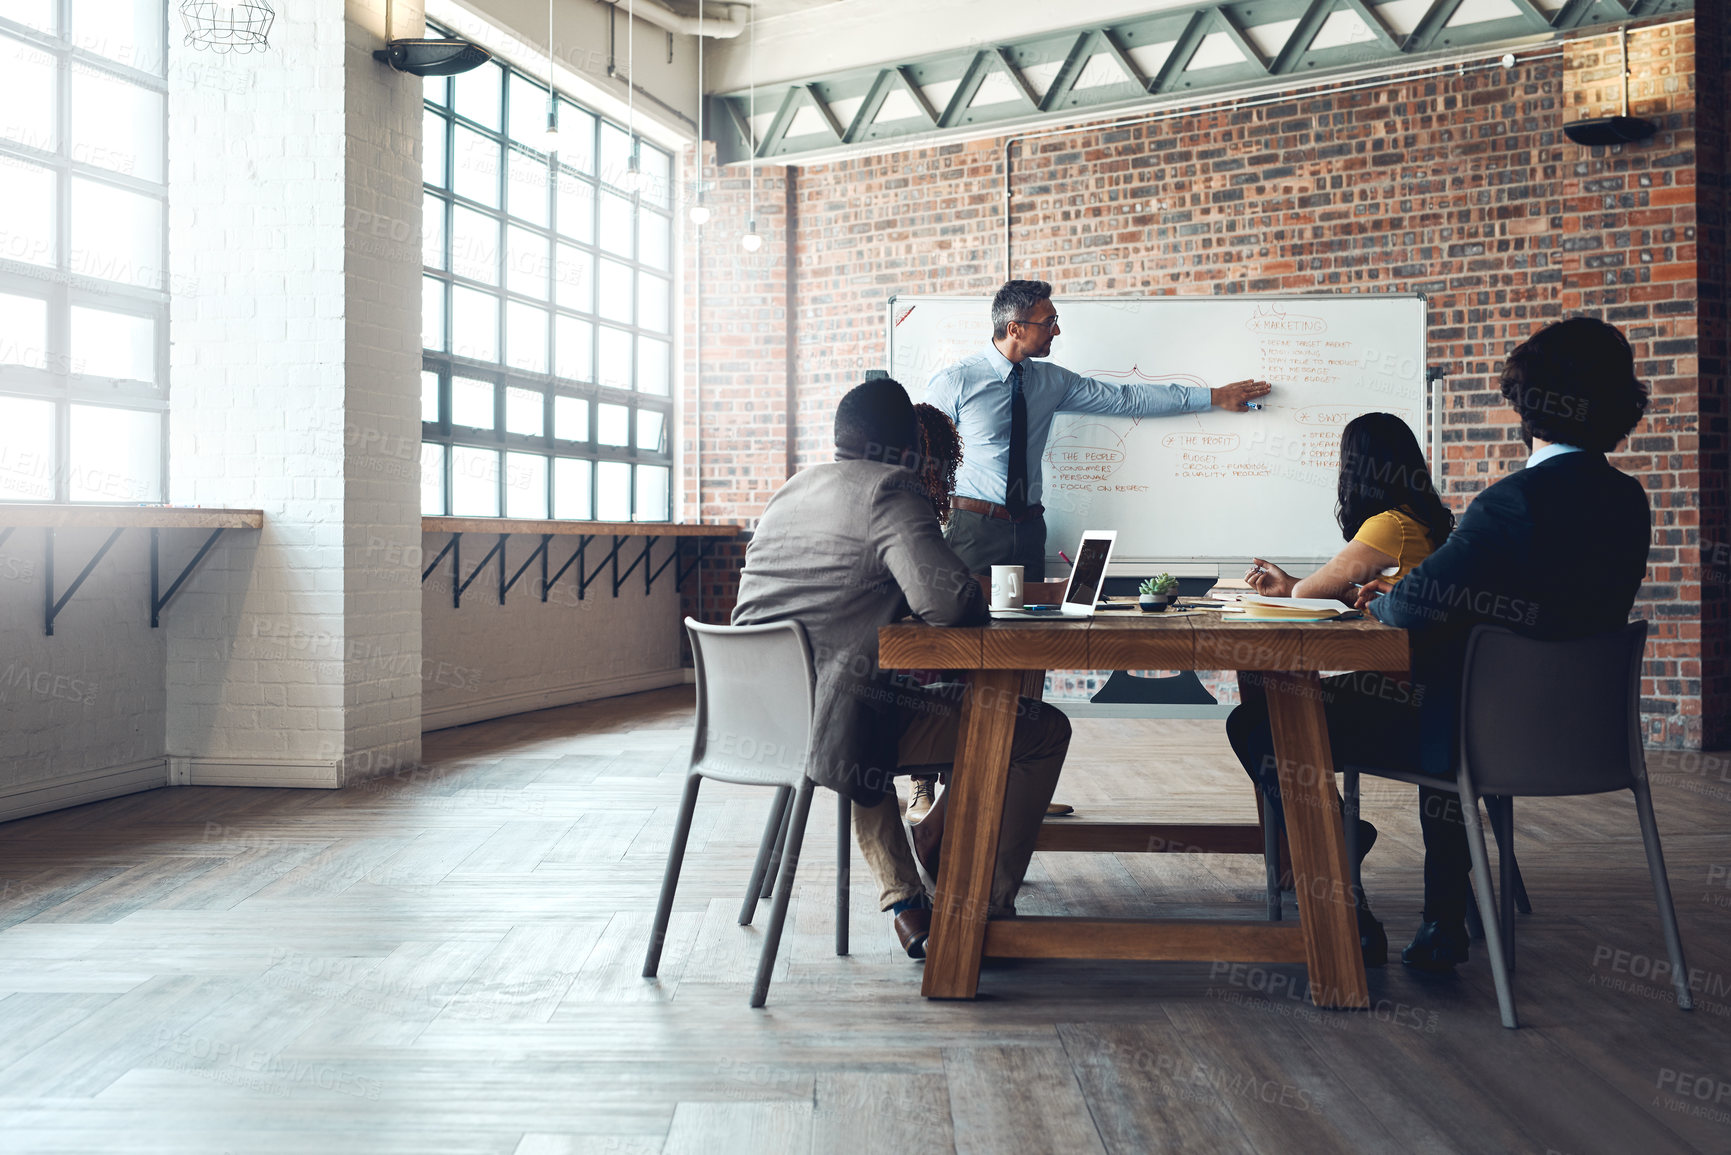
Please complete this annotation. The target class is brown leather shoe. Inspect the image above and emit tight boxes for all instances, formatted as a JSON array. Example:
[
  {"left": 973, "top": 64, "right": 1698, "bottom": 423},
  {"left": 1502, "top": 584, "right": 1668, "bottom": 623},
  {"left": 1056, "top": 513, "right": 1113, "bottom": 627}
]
[
  {"left": 893, "top": 907, "right": 931, "bottom": 959},
  {"left": 907, "top": 776, "right": 938, "bottom": 820}
]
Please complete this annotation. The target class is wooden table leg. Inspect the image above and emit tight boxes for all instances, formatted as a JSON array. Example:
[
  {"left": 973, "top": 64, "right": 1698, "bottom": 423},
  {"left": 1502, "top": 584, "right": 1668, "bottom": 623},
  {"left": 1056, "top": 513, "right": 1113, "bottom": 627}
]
[
  {"left": 922, "top": 668, "right": 1022, "bottom": 999},
  {"left": 1261, "top": 670, "right": 1369, "bottom": 1009}
]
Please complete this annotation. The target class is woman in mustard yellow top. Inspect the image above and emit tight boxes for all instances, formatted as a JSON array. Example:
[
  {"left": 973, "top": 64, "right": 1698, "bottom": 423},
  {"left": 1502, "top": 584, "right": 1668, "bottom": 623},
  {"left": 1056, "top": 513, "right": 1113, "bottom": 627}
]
[
  {"left": 1227, "top": 412, "right": 1455, "bottom": 967},
  {"left": 1244, "top": 412, "right": 1453, "bottom": 600}
]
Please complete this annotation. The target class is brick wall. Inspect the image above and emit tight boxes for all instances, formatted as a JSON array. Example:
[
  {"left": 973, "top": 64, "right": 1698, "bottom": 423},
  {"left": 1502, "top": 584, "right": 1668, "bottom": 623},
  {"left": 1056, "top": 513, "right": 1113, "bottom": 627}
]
[
  {"left": 681, "top": 142, "right": 788, "bottom": 623},
  {"left": 688, "top": 17, "right": 1724, "bottom": 746}
]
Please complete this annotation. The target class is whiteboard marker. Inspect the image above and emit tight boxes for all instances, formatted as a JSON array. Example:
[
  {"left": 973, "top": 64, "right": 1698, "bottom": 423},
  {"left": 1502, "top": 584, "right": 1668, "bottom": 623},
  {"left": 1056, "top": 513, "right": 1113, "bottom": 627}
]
[{"left": 1245, "top": 402, "right": 1264, "bottom": 410}]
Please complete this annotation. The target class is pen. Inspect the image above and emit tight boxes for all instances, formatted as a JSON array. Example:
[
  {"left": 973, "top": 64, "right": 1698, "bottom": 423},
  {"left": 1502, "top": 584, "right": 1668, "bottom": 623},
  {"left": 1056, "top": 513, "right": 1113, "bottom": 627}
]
[{"left": 1059, "top": 550, "right": 1073, "bottom": 565}]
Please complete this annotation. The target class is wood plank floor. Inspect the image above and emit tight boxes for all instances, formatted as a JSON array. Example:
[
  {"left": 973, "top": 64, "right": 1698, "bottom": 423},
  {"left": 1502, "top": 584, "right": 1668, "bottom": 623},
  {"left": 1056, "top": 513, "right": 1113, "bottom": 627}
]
[{"left": 1, "top": 685, "right": 1729, "bottom": 1153}]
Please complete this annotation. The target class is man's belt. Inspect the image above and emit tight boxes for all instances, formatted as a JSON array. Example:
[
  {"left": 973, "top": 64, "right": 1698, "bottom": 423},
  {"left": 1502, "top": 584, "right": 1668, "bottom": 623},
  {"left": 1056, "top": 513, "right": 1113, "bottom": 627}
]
[{"left": 952, "top": 496, "right": 1044, "bottom": 524}]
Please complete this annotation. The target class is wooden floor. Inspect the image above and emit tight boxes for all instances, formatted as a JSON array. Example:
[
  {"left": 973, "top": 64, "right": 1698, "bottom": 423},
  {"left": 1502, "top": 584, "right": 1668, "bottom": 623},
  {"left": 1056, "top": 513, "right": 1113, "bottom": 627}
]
[{"left": 1, "top": 686, "right": 1729, "bottom": 1153}]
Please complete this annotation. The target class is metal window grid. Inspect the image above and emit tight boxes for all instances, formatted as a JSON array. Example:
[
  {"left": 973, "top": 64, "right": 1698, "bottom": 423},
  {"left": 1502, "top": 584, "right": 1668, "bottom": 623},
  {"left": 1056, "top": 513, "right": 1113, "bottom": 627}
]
[
  {"left": 421, "top": 22, "right": 675, "bottom": 524},
  {"left": 0, "top": 2, "right": 170, "bottom": 504}
]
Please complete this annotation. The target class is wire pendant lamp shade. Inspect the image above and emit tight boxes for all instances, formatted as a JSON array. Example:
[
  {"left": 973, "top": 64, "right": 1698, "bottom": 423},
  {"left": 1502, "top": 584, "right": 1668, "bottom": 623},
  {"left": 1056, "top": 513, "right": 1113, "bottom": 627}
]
[{"left": 180, "top": 0, "right": 275, "bottom": 53}]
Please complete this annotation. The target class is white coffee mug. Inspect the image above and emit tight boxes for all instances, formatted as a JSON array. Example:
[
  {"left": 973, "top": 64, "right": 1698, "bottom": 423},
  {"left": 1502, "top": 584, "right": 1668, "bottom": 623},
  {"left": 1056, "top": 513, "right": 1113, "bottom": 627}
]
[{"left": 990, "top": 564, "right": 1024, "bottom": 610}]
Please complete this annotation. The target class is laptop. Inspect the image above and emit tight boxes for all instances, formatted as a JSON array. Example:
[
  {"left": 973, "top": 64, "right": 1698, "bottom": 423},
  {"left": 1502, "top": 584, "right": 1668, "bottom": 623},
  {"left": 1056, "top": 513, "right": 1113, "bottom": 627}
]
[{"left": 989, "top": 529, "right": 1117, "bottom": 619}]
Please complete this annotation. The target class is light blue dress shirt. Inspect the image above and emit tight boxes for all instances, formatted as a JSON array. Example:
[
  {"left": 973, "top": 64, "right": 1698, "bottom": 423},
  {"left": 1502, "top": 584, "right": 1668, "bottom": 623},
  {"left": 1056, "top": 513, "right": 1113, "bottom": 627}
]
[
  {"left": 1527, "top": 442, "right": 1583, "bottom": 468},
  {"left": 925, "top": 344, "right": 1211, "bottom": 507}
]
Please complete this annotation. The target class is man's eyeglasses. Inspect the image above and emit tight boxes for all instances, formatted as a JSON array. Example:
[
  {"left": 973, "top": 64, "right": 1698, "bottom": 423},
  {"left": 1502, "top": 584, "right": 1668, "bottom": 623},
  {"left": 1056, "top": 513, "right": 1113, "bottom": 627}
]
[{"left": 1016, "top": 315, "right": 1059, "bottom": 328}]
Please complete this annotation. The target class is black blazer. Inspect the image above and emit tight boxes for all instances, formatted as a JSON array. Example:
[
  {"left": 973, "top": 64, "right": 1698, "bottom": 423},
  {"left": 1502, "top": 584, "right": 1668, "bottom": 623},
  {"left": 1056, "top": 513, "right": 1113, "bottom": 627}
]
[{"left": 1369, "top": 450, "right": 1650, "bottom": 777}]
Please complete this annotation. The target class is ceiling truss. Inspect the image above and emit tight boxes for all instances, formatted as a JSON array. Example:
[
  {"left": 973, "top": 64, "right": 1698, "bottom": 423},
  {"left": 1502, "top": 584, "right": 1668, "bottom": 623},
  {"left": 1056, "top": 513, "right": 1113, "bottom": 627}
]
[{"left": 709, "top": 0, "right": 1690, "bottom": 164}]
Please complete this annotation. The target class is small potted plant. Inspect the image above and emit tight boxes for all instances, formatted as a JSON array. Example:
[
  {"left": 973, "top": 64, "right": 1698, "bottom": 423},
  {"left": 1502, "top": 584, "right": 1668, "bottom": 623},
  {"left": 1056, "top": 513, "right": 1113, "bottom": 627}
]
[{"left": 1139, "top": 573, "right": 1179, "bottom": 612}]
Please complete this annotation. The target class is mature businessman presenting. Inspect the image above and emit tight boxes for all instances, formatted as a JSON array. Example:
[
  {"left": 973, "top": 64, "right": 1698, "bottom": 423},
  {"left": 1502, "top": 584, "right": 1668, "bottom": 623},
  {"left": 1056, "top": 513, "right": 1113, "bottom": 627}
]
[{"left": 926, "top": 280, "right": 1272, "bottom": 580}]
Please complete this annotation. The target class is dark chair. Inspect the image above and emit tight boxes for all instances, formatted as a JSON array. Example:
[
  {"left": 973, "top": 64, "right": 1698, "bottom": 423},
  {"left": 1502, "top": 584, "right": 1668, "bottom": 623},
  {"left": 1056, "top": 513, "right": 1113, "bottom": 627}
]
[
  {"left": 1343, "top": 621, "right": 1690, "bottom": 1028},
  {"left": 1260, "top": 769, "right": 1528, "bottom": 932},
  {"left": 643, "top": 618, "right": 847, "bottom": 1007}
]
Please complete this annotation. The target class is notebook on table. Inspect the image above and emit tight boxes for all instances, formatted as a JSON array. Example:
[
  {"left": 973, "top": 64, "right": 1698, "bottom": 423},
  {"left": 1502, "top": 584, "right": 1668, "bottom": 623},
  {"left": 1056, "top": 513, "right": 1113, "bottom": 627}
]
[{"left": 1223, "top": 595, "right": 1361, "bottom": 622}]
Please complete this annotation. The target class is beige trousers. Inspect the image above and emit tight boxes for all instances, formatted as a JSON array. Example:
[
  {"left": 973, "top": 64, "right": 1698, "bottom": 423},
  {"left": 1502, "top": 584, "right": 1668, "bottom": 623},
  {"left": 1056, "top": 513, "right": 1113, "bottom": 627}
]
[{"left": 851, "top": 684, "right": 1069, "bottom": 918}]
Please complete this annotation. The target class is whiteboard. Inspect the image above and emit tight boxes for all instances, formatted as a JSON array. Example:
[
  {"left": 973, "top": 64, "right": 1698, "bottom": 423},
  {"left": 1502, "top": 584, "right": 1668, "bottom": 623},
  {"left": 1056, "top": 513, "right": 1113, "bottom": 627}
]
[{"left": 888, "top": 293, "right": 1430, "bottom": 567}]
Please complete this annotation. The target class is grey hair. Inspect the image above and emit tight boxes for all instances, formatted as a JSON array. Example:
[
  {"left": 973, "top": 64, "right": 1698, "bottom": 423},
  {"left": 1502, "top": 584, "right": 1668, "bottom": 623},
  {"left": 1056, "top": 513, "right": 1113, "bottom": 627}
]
[{"left": 991, "top": 279, "right": 1053, "bottom": 340}]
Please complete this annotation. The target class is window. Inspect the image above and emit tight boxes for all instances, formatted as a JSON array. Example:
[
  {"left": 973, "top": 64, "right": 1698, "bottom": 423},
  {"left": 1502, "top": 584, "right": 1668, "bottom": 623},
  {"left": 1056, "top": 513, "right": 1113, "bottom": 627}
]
[
  {"left": 0, "top": 6, "right": 167, "bottom": 503},
  {"left": 421, "top": 26, "right": 674, "bottom": 521}
]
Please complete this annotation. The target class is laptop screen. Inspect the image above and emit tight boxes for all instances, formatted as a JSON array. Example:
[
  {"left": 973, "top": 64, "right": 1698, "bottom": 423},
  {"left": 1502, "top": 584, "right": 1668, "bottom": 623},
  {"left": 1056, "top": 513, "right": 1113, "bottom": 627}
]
[{"left": 1063, "top": 534, "right": 1113, "bottom": 610}]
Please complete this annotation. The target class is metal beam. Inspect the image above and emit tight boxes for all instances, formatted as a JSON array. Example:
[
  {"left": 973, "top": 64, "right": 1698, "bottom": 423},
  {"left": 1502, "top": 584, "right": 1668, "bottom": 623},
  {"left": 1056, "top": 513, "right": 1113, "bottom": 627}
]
[
  {"left": 646, "top": 538, "right": 682, "bottom": 595},
  {"left": 897, "top": 66, "right": 942, "bottom": 124},
  {"left": 503, "top": 534, "right": 551, "bottom": 601},
  {"left": 455, "top": 534, "right": 506, "bottom": 607},
  {"left": 713, "top": 0, "right": 1692, "bottom": 164},
  {"left": 150, "top": 527, "right": 226, "bottom": 629},
  {"left": 613, "top": 535, "right": 657, "bottom": 597},
  {"left": 675, "top": 540, "right": 710, "bottom": 591},
  {"left": 546, "top": 533, "right": 594, "bottom": 600},
  {"left": 45, "top": 527, "right": 124, "bottom": 636},
  {"left": 421, "top": 534, "right": 458, "bottom": 583},
  {"left": 1273, "top": 0, "right": 1340, "bottom": 75},
  {"left": 582, "top": 536, "right": 626, "bottom": 599}
]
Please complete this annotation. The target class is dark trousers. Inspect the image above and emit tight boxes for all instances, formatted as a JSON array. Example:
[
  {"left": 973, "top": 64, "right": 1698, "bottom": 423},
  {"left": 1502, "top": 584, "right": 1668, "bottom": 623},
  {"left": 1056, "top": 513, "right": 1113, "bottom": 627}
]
[
  {"left": 1225, "top": 671, "right": 1473, "bottom": 923},
  {"left": 944, "top": 509, "right": 1046, "bottom": 581}
]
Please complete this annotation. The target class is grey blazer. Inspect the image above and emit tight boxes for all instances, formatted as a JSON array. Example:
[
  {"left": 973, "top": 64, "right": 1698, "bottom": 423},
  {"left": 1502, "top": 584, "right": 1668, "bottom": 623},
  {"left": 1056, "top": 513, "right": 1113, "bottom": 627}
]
[{"left": 732, "top": 457, "right": 987, "bottom": 806}]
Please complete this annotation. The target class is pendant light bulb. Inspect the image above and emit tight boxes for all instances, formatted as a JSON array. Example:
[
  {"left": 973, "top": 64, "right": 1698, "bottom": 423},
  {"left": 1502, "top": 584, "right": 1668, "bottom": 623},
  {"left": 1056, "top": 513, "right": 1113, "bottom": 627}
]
[
  {"left": 740, "top": 221, "right": 763, "bottom": 252},
  {"left": 688, "top": 200, "right": 711, "bottom": 226},
  {"left": 541, "top": 109, "right": 559, "bottom": 153}
]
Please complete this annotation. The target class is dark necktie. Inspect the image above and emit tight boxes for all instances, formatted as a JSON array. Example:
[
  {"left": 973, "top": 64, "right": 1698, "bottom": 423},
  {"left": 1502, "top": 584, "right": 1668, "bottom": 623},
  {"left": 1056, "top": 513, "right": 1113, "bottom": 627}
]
[{"left": 1006, "top": 362, "right": 1028, "bottom": 516}]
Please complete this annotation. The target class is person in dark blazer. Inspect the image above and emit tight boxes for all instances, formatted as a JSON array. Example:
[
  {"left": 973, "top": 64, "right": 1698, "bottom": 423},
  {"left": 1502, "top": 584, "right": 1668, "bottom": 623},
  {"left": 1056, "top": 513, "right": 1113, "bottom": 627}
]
[
  {"left": 732, "top": 378, "right": 1071, "bottom": 960},
  {"left": 1226, "top": 317, "right": 1651, "bottom": 975},
  {"left": 1355, "top": 316, "right": 1651, "bottom": 970}
]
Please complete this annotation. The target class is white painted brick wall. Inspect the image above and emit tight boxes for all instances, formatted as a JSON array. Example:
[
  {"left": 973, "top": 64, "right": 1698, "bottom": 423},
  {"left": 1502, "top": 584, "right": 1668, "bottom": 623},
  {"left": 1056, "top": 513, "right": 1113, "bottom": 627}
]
[
  {"left": 164, "top": 0, "right": 424, "bottom": 786},
  {"left": 0, "top": 530, "right": 167, "bottom": 813},
  {"left": 419, "top": 532, "right": 684, "bottom": 731},
  {"left": 3, "top": 0, "right": 690, "bottom": 817},
  {"left": 340, "top": 1, "right": 426, "bottom": 780}
]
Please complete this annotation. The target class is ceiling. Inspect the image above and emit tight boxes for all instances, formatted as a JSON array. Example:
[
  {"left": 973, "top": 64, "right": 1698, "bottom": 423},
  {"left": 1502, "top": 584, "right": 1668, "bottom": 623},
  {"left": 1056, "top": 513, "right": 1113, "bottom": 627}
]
[
  {"left": 661, "top": 0, "right": 846, "bottom": 20},
  {"left": 695, "top": 0, "right": 1214, "bottom": 91},
  {"left": 704, "top": 0, "right": 1695, "bottom": 165}
]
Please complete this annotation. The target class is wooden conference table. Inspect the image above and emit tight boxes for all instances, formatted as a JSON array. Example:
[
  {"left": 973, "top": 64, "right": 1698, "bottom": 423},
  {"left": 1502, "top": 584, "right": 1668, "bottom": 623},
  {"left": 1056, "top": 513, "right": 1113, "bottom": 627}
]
[{"left": 878, "top": 610, "right": 1409, "bottom": 1008}]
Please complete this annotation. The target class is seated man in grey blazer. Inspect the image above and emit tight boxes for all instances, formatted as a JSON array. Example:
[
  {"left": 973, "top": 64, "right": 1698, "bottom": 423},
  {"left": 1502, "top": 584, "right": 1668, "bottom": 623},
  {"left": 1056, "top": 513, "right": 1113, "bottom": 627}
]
[{"left": 732, "top": 378, "right": 1071, "bottom": 959}]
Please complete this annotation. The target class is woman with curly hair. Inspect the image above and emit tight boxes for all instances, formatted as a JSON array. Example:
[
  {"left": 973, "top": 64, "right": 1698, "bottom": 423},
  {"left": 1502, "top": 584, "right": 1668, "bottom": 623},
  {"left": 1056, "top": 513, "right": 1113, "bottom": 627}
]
[{"left": 912, "top": 403, "right": 962, "bottom": 524}]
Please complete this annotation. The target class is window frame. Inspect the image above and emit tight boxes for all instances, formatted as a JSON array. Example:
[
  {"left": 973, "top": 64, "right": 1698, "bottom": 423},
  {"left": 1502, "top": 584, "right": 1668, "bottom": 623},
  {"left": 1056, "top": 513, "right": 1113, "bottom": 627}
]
[
  {"left": 0, "top": 5, "right": 170, "bottom": 504},
  {"left": 420, "top": 27, "right": 675, "bottom": 523}
]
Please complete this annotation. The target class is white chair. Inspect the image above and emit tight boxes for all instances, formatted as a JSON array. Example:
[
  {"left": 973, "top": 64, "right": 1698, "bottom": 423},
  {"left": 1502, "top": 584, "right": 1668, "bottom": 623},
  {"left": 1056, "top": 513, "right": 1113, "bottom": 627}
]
[
  {"left": 642, "top": 618, "right": 846, "bottom": 1007},
  {"left": 744, "top": 777, "right": 850, "bottom": 957}
]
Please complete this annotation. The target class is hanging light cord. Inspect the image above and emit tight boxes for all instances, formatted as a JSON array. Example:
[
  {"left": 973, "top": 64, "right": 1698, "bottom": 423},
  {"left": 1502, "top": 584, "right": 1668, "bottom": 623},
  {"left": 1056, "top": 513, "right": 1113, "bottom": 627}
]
[
  {"left": 696, "top": 7, "right": 703, "bottom": 154},
  {"left": 748, "top": 5, "right": 755, "bottom": 226},
  {"left": 627, "top": 0, "right": 636, "bottom": 146}
]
